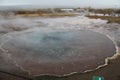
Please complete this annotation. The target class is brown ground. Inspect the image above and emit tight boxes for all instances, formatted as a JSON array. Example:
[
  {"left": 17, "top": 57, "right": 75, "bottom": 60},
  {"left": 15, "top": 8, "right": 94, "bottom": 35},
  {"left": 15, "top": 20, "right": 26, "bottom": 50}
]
[
  {"left": 86, "top": 15, "right": 120, "bottom": 24},
  {"left": 18, "top": 13, "right": 78, "bottom": 17},
  {"left": 64, "top": 53, "right": 120, "bottom": 80}
]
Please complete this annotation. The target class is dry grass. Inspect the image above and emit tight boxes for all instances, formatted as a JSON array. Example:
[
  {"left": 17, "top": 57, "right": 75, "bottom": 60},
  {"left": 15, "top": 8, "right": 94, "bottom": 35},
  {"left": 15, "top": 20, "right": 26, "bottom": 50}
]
[
  {"left": 86, "top": 15, "right": 120, "bottom": 24},
  {"left": 18, "top": 13, "right": 77, "bottom": 17}
]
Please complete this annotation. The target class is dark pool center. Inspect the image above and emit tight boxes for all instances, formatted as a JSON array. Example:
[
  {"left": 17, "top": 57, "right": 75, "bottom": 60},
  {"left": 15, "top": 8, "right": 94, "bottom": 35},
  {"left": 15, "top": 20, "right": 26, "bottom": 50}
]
[{"left": 3, "top": 29, "right": 116, "bottom": 75}]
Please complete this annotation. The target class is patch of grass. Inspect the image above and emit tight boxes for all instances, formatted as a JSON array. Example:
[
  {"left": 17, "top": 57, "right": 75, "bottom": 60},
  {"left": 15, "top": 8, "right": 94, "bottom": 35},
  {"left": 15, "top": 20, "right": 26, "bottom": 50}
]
[
  {"left": 18, "top": 13, "right": 77, "bottom": 17},
  {"left": 86, "top": 15, "right": 120, "bottom": 24}
]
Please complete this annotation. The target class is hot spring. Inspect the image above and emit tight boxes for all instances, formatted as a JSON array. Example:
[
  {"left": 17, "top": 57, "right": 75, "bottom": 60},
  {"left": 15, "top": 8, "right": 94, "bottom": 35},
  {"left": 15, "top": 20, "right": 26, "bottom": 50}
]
[{"left": 2, "top": 29, "right": 116, "bottom": 75}]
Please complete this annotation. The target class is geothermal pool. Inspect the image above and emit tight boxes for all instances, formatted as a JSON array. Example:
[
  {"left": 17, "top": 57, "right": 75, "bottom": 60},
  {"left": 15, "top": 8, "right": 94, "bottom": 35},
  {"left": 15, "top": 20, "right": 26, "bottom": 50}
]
[{"left": 2, "top": 29, "right": 116, "bottom": 75}]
